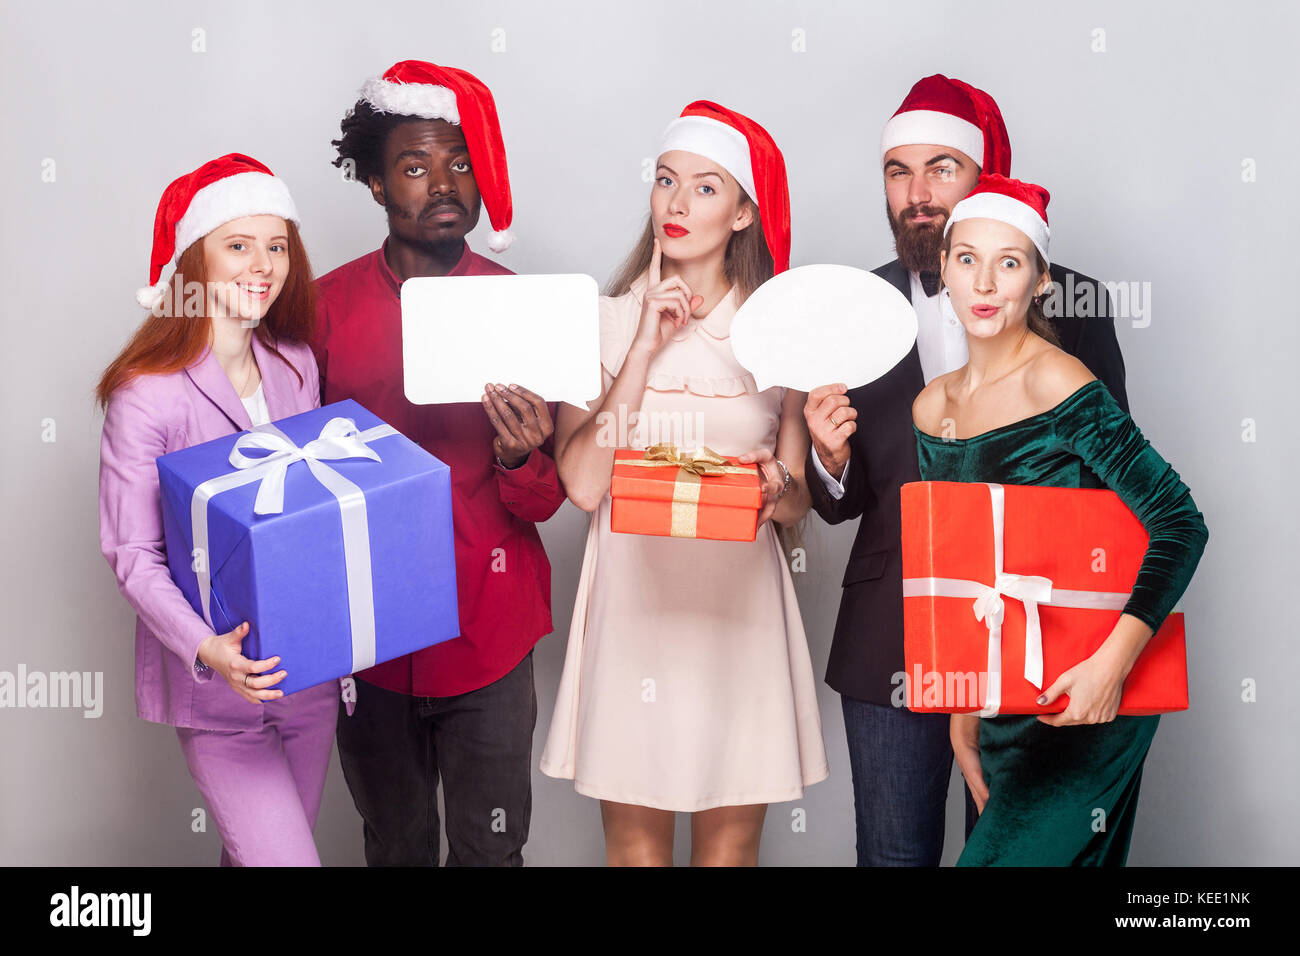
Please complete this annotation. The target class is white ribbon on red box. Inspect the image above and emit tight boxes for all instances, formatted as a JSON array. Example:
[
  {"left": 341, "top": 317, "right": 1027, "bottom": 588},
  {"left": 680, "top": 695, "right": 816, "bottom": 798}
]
[{"left": 902, "top": 483, "right": 1135, "bottom": 717}]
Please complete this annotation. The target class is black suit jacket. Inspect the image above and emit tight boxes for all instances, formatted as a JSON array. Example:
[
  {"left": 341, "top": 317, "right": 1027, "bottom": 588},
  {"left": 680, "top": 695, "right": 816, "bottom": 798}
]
[{"left": 808, "top": 258, "right": 1129, "bottom": 704}]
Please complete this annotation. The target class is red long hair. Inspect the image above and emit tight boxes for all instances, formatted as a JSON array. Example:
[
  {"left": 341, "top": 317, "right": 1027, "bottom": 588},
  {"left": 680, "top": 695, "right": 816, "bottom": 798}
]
[{"left": 96, "top": 221, "right": 317, "bottom": 408}]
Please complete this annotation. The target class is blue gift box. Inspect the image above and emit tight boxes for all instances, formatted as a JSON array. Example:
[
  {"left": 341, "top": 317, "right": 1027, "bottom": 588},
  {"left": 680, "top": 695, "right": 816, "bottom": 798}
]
[{"left": 156, "top": 399, "right": 460, "bottom": 695}]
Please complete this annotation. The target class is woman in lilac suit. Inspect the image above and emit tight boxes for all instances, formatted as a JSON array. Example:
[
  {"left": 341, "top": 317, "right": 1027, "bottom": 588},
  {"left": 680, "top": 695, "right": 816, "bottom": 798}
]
[{"left": 97, "top": 154, "right": 335, "bottom": 866}]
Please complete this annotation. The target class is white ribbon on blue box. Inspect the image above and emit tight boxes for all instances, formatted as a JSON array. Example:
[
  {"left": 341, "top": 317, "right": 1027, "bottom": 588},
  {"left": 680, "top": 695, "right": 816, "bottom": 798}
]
[{"left": 157, "top": 399, "right": 460, "bottom": 696}]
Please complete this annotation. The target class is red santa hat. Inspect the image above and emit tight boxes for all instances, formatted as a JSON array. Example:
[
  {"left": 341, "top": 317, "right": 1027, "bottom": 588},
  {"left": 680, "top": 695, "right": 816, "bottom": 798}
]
[
  {"left": 658, "top": 100, "right": 791, "bottom": 274},
  {"left": 880, "top": 74, "right": 1011, "bottom": 177},
  {"left": 944, "top": 174, "right": 1051, "bottom": 266},
  {"left": 359, "top": 59, "right": 514, "bottom": 253},
  {"left": 136, "top": 153, "right": 300, "bottom": 309}
]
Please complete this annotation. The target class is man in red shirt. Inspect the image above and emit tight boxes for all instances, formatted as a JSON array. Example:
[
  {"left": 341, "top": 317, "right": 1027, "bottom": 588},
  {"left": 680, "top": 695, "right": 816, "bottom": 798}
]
[{"left": 312, "top": 60, "right": 565, "bottom": 865}]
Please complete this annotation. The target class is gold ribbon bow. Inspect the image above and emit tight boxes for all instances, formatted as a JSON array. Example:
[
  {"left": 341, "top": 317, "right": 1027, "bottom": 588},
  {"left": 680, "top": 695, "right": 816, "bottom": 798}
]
[{"left": 638, "top": 443, "right": 733, "bottom": 476}]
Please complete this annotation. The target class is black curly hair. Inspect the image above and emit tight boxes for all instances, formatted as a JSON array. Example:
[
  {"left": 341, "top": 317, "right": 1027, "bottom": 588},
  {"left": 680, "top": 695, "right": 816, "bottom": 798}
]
[{"left": 331, "top": 100, "right": 419, "bottom": 187}]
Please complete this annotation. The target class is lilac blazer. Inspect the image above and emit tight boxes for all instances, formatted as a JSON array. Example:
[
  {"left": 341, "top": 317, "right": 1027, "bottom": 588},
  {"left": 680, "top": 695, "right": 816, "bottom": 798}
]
[{"left": 99, "top": 333, "right": 321, "bottom": 731}]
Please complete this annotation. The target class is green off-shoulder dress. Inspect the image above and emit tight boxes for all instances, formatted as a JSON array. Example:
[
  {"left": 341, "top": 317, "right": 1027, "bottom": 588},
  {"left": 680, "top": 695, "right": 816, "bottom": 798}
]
[{"left": 915, "top": 380, "right": 1208, "bottom": 866}]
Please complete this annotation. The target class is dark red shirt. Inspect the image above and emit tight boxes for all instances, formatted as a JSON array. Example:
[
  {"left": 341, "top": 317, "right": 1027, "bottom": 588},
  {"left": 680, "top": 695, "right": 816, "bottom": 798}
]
[{"left": 312, "top": 241, "right": 565, "bottom": 696}]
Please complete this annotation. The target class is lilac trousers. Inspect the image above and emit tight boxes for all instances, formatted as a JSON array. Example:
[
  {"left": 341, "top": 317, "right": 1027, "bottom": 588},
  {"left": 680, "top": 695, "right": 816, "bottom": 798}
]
[{"left": 176, "top": 681, "right": 338, "bottom": 866}]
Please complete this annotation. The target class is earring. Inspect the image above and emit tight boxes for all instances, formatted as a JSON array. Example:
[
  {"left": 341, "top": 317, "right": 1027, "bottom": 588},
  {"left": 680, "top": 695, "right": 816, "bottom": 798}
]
[{"left": 939, "top": 287, "right": 961, "bottom": 326}]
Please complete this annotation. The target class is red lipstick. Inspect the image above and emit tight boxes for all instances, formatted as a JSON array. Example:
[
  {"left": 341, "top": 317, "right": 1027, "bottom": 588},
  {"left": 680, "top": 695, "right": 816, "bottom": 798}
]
[{"left": 662, "top": 223, "right": 689, "bottom": 238}]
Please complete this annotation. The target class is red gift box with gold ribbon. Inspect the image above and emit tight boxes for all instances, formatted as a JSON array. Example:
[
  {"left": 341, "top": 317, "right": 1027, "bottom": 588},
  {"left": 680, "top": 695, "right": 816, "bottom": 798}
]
[
  {"left": 611, "top": 444, "right": 762, "bottom": 542},
  {"left": 900, "top": 480, "right": 1189, "bottom": 716}
]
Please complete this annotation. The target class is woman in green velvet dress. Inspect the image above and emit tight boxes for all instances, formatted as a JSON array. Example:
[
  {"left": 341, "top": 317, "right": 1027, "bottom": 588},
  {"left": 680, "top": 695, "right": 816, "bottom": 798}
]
[{"left": 911, "top": 175, "right": 1208, "bottom": 866}]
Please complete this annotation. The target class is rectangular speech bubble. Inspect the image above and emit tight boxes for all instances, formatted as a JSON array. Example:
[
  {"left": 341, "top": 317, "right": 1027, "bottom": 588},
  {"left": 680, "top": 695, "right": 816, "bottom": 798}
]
[{"left": 401, "top": 273, "right": 601, "bottom": 408}]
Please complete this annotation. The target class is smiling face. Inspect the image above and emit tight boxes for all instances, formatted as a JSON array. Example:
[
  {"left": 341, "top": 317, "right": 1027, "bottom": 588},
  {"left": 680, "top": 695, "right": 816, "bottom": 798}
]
[
  {"left": 651, "top": 149, "right": 754, "bottom": 263},
  {"left": 372, "top": 118, "right": 482, "bottom": 250},
  {"left": 202, "top": 215, "right": 291, "bottom": 324},
  {"left": 883, "top": 143, "right": 981, "bottom": 274},
  {"left": 941, "top": 217, "right": 1052, "bottom": 338}
]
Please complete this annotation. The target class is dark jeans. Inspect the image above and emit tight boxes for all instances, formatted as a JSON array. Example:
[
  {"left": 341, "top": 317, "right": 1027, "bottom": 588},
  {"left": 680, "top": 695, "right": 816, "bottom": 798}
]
[
  {"left": 336, "top": 651, "right": 537, "bottom": 866},
  {"left": 841, "top": 695, "right": 979, "bottom": 866}
]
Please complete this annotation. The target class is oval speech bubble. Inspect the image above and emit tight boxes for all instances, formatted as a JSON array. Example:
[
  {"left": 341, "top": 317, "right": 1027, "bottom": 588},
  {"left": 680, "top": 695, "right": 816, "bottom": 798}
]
[{"left": 730, "top": 264, "right": 918, "bottom": 392}]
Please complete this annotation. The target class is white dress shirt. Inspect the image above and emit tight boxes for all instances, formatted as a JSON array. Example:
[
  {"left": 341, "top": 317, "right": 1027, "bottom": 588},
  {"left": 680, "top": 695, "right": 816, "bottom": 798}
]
[{"left": 811, "top": 270, "right": 969, "bottom": 498}]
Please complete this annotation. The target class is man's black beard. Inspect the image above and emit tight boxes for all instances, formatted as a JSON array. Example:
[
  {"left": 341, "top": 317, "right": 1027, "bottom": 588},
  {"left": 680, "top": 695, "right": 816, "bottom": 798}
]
[
  {"left": 414, "top": 236, "right": 467, "bottom": 262},
  {"left": 390, "top": 220, "right": 467, "bottom": 264},
  {"left": 389, "top": 197, "right": 472, "bottom": 264},
  {"left": 888, "top": 204, "right": 948, "bottom": 275}
]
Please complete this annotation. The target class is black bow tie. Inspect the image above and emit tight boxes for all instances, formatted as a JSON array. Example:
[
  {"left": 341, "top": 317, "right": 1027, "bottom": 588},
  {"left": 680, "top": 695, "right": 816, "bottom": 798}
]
[{"left": 918, "top": 271, "right": 941, "bottom": 297}]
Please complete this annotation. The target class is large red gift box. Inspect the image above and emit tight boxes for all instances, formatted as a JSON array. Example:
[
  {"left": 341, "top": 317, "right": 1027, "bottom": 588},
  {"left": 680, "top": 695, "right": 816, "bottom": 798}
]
[
  {"left": 611, "top": 444, "right": 762, "bottom": 542},
  {"left": 900, "top": 481, "right": 1188, "bottom": 715}
]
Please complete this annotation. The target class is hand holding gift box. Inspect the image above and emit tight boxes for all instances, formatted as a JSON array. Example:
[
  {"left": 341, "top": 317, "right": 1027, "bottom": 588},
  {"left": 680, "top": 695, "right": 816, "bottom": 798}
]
[
  {"left": 156, "top": 399, "right": 460, "bottom": 696},
  {"left": 900, "top": 481, "right": 1189, "bottom": 716},
  {"left": 610, "top": 443, "right": 762, "bottom": 541}
]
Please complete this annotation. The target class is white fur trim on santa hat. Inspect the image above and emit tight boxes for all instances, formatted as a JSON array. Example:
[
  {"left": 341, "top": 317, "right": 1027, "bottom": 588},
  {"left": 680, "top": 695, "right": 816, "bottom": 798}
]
[
  {"left": 944, "top": 192, "right": 1051, "bottom": 266},
  {"left": 360, "top": 76, "right": 460, "bottom": 123},
  {"left": 486, "top": 229, "right": 513, "bottom": 253},
  {"left": 880, "top": 109, "right": 984, "bottom": 168},
  {"left": 658, "top": 115, "right": 757, "bottom": 204},
  {"left": 172, "top": 171, "right": 300, "bottom": 265}
]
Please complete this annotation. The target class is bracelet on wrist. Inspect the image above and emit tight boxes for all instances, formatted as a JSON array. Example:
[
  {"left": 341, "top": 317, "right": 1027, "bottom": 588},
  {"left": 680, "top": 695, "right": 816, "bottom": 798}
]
[{"left": 774, "top": 458, "right": 792, "bottom": 499}]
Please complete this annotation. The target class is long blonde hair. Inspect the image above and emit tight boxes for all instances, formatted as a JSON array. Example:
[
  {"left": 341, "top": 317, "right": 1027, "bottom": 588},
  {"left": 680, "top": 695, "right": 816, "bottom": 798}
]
[{"left": 605, "top": 188, "right": 774, "bottom": 305}]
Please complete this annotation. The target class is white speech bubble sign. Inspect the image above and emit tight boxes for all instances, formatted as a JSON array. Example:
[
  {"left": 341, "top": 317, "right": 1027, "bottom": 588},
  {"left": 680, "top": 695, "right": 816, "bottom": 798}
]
[
  {"left": 730, "top": 264, "right": 919, "bottom": 392},
  {"left": 402, "top": 273, "right": 602, "bottom": 408}
]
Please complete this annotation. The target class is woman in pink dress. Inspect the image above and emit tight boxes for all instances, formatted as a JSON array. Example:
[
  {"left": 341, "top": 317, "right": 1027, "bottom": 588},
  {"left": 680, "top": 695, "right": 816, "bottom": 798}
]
[{"left": 540, "top": 102, "right": 828, "bottom": 865}]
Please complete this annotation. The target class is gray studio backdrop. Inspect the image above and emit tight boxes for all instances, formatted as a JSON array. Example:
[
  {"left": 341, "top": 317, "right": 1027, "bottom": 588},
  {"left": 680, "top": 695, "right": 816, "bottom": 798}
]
[{"left": 1, "top": 0, "right": 1295, "bottom": 865}]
